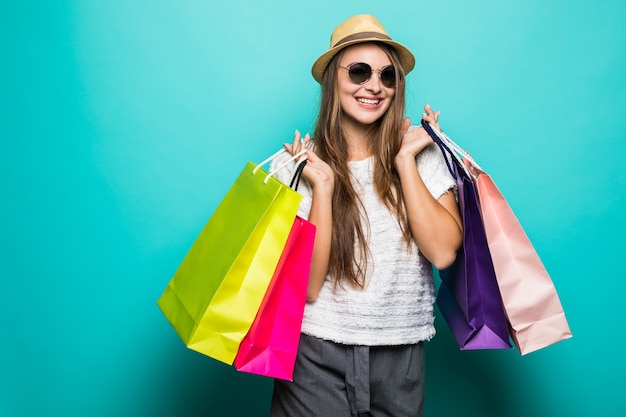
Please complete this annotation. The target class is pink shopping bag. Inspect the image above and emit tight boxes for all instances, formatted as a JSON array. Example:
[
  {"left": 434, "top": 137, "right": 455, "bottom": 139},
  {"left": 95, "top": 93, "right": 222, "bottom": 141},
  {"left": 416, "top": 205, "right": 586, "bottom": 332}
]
[
  {"left": 233, "top": 215, "right": 316, "bottom": 380},
  {"left": 464, "top": 159, "right": 572, "bottom": 355}
]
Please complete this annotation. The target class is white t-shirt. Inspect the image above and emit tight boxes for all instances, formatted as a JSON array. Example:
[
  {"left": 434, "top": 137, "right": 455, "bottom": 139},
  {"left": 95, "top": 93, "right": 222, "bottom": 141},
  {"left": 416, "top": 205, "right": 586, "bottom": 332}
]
[{"left": 272, "top": 140, "right": 456, "bottom": 346}]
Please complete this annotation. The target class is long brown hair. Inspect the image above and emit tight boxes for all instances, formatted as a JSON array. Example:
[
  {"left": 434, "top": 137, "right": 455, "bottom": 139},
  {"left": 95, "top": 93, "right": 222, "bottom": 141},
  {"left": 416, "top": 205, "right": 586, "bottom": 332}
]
[{"left": 313, "top": 42, "right": 412, "bottom": 289}]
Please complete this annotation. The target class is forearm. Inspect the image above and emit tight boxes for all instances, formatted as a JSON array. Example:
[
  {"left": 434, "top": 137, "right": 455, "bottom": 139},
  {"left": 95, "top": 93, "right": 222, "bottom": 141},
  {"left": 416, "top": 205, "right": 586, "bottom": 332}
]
[
  {"left": 395, "top": 156, "right": 462, "bottom": 270},
  {"left": 305, "top": 188, "right": 333, "bottom": 302}
]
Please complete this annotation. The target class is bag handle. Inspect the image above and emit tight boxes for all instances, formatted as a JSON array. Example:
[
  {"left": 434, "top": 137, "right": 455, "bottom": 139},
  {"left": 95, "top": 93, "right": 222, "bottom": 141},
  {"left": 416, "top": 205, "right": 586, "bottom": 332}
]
[
  {"left": 252, "top": 148, "right": 309, "bottom": 185},
  {"left": 421, "top": 119, "right": 462, "bottom": 179},
  {"left": 289, "top": 158, "right": 307, "bottom": 190},
  {"left": 420, "top": 120, "right": 485, "bottom": 181},
  {"left": 420, "top": 120, "right": 484, "bottom": 173}
]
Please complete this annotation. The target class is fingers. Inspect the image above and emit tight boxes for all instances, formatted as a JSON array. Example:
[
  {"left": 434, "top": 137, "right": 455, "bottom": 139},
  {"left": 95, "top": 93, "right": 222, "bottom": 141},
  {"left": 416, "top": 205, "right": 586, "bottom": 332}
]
[
  {"left": 293, "top": 129, "right": 302, "bottom": 153},
  {"left": 284, "top": 130, "right": 299, "bottom": 154},
  {"left": 285, "top": 129, "right": 310, "bottom": 155},
  {"left": 422, "top": 103, "right": 441, "bottom": 129},
  {"left": 299, "top": 133, "right": 311, "bottom": 159},
  {"left": 304, "top": 148, "right": 318, "bottom": 163},
  {"left": 302, "top": 133, "right": 311, "bottom": 148},
  {"left": 422, "top": 103, "right": 437, "bottom": 120},
  {"left": 402, "top": 117, "right": 411, "bottom": 133}
]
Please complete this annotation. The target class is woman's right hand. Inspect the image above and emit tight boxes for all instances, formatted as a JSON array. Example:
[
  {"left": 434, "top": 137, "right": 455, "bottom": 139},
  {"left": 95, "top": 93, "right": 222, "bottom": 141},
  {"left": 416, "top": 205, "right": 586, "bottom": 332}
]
[
  {"left": 285, "top": 130, "right": 335, "bottom": 194},
  {"left": 286, "top": 130, "right": 335, "bottom": 302}
]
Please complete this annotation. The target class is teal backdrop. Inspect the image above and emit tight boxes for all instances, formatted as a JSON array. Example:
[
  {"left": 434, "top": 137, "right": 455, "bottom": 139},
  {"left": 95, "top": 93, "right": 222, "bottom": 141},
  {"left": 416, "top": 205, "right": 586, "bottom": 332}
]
[{"left": 2, "top": 0, "right": 625, "bottom": 416}]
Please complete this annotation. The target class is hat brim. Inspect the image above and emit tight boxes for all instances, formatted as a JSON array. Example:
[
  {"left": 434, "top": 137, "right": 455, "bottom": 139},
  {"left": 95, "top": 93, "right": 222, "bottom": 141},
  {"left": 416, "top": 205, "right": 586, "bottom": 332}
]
[{"left": 311, "top": 38, "right": 415, "bottom": 83}]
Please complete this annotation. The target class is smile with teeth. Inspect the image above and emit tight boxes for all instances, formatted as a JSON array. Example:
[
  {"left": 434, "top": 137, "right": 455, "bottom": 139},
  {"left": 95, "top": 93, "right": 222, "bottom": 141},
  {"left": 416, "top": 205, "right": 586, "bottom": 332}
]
[{"left": 356, "top": 97, "right": 381, "bottom": 105}]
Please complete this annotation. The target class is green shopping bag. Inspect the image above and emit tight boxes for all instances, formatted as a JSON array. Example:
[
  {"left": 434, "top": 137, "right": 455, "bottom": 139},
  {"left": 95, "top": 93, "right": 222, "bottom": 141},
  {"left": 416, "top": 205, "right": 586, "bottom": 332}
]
[{"left": 157, "top": 150, "right": 304, "bottom": 364}]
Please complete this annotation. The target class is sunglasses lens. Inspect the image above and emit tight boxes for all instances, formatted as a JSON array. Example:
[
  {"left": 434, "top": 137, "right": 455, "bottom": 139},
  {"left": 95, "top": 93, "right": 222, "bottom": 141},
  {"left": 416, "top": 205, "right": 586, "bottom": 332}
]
[
  {"left": 348, "top": 63, "right": 372, "bottom": 84},
  {"left": 380, "top": 66, "right": 396, "bottom": 88}
]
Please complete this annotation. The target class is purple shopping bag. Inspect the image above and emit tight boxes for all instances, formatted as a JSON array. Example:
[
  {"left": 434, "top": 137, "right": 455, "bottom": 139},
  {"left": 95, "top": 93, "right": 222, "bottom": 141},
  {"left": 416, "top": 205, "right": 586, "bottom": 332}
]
[{"left": 422, "top": 120, "right": 511, "bottom": 350}]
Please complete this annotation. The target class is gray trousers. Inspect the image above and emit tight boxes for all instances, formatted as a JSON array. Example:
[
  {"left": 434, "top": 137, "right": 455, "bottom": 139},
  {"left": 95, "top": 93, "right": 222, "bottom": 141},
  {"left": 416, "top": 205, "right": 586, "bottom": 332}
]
[{"left": 270, "top": 334, "right": 425, "bottom": 417}]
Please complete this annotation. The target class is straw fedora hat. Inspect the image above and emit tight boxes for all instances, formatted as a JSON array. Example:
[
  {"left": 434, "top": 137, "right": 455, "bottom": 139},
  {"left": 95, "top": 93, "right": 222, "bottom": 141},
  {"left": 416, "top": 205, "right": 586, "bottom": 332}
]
[{"left": 311, "top": 14, "right": 415, "bottom": 83}]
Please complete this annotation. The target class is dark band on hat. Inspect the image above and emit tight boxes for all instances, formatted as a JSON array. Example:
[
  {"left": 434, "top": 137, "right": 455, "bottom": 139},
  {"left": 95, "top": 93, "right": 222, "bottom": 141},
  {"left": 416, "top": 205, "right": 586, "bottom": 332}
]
[{"left": 333, "top": 32, "right": 392, "bottom": 47}]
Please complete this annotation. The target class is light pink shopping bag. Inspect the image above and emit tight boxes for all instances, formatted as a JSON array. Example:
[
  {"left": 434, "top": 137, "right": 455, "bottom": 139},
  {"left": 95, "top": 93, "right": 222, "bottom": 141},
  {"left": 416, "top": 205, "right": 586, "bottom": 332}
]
[
  {"left": 465, "top": 159, "right": 572, "bottom": 355},
  {"left": 233, "top": 216, "right": 316, "bottom": 380}
]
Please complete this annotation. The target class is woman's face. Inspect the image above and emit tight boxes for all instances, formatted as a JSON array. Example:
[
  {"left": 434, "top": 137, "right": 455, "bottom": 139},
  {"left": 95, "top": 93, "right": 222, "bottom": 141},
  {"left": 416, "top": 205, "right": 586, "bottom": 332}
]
[{"left": 336, "top": 43, "right": 396, "bottom": 128}]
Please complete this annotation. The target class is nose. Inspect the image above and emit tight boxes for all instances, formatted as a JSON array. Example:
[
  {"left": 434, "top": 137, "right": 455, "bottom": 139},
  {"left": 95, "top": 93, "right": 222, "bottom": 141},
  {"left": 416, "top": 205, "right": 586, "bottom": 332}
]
[{"left": 363, "top": 72, "right": 383, "bottom": 93}]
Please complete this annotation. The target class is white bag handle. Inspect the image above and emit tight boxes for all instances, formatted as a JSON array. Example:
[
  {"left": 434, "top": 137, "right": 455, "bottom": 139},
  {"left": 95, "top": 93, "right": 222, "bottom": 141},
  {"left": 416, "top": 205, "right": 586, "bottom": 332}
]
[
  {"left": 426, "top": 123, "right": 484, "bottom": 173},
  {"left": 253, "top": 148, "right": 308, "bottom": 184}
]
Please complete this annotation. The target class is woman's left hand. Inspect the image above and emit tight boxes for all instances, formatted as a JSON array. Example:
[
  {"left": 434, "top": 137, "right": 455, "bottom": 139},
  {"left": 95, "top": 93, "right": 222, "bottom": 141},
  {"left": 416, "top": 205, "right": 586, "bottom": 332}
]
[
  {"left": 421, "top": 102, "right": 441, "bottom": 132},
  {"left": 395, "top": 103, "right": 441, "bottom": 165},
  {"left": 394, "top": 103, "right": 462, "bottom": 269}
]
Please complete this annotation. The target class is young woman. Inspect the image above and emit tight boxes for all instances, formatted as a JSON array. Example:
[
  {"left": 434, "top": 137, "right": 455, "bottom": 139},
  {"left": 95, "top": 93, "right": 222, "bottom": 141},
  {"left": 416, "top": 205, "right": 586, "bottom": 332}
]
[{"left": 270, "top": 14, "right": 463, "bottom": 417}]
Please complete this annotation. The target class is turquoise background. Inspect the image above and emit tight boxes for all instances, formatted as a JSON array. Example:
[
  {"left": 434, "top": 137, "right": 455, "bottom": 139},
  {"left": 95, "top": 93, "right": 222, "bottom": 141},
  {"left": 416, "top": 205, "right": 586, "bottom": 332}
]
[{"left": 2, "top": 0, "right": 624, "bottom": 416}]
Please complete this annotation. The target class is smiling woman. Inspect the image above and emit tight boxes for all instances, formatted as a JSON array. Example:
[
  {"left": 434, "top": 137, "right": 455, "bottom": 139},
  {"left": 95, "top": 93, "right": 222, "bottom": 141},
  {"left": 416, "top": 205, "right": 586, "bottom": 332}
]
[
  {"left": 2, "top": 1, "right": 625, "bottom": 416},
  {"left": 267, "top": 14, "right": 462, "bottom": 417}
]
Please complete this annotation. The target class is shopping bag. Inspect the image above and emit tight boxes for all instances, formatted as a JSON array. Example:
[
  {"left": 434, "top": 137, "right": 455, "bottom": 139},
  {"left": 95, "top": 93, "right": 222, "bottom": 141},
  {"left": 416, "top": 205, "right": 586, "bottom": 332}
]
[
  {"left": 464, "top": 159, "right": 572, "bottom": 355},
  {"left": 234, "top": 215, "right": 315, "bottom": 380},
  {"left": 423, "top": 121, "right": 572, "bottom": 354},
  {"left": 157, "top": 149, "right": 306, "bottom": 365},
  {"left": 422, "top": 120, "right": 511, "bottom": 350}
]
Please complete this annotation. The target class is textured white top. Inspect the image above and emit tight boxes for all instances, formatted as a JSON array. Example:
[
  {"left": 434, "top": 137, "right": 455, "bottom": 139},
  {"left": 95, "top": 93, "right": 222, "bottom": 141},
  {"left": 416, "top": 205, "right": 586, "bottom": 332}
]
[{"left": 271, "top": 140, "right": 455, "bottom": 346}]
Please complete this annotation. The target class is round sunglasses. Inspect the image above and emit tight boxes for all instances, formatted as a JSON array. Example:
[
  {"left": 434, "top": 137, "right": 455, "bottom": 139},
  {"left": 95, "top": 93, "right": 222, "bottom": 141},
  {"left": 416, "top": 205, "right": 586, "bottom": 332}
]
[{"left": 339, "top": 62, "right": 397, "bottom": 88}]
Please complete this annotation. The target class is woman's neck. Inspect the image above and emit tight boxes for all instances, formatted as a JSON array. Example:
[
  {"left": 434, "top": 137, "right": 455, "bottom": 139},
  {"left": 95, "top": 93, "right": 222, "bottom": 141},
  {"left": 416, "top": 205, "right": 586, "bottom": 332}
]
[{"left": 343, "top": 121, "right": 374, "bottom": 161}]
